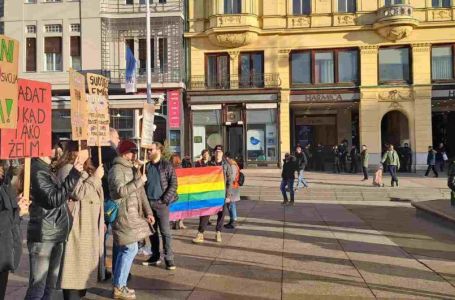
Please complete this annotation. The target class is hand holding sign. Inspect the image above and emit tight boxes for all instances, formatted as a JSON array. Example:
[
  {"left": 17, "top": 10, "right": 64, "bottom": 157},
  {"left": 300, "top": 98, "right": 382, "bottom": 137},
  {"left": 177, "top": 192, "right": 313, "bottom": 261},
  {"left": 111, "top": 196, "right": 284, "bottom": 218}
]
[{"left": 74, "top": 149, "right": 89, "bottom": 172}]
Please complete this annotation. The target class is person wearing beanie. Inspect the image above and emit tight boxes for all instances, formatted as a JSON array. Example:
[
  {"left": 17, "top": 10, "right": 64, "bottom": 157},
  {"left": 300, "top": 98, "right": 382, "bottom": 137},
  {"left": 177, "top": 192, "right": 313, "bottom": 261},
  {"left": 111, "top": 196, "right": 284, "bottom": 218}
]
[{"left": 108, "top": 140, "right": 155, "bottom": 300}]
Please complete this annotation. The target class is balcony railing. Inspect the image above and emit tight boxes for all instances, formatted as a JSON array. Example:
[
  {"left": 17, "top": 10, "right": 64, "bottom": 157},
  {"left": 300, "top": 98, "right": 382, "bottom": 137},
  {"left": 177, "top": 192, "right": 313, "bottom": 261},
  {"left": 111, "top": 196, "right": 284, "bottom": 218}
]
[
  {"left": 189, "top": 74, "right": 281, "bottom": 90},
  {"left": 79, "top": 68, "right": 183, "bottom": 85},
  {"left": 377, "top": 4, "right": 414, "bottom": 23},
  {"left": 100, "top": 0, "right": 183, "bottom": 14}
]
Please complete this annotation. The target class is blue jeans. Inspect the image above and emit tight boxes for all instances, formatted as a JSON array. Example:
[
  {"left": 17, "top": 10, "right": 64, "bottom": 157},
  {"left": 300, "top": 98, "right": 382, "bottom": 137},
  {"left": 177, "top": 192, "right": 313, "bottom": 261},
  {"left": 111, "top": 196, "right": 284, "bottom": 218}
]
[
  {"left": 280, "top": 179, "right": 294, "bottom": 202},
  {"left": 228, "top": 202, "right": 237, "bottom": 222},
  {"left": 388, "top": 165, "right": 398, "bottom": 183},
  {"left": 113, "top": 242, "right": 138, "bottom": 288},
  {"left": 297, "top": 169, "right": 308, "bottom": 189}
]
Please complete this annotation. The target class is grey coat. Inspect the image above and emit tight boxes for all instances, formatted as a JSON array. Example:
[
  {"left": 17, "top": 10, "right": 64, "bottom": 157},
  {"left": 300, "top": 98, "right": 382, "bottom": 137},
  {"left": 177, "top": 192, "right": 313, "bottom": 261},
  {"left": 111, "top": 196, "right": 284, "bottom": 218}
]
[{"left": 108, "top": 157, "right": 153, "bottom": 246}]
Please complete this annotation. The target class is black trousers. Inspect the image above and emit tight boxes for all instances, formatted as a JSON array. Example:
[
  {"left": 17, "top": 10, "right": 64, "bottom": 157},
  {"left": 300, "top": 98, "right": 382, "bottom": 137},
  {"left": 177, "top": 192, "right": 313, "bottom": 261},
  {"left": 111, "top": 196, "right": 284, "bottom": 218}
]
[
  {"left": 198, "top": 203, "right": 228, "bottom": 233},
  {"left": 362, "top": 167, "right": 368, "bottom": 180},
  {"left": 63, "top": 289, "right": 87, "bottom": 300},
  {"left": 149, "top": 204, "right": 174, "bottom": 262},
  {"left": 425, "top": 165, "right": 439, "bottom": 177},
  {"left": 0, "top": 271, "right": 9, "bottom": 300}
]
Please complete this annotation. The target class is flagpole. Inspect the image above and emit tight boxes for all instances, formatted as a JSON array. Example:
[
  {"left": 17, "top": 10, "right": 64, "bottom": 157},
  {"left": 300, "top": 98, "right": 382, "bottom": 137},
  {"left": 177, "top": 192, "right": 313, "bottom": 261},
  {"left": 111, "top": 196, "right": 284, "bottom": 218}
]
[{"left": 146, "top": 1, "right": 152, "bottom": 104}]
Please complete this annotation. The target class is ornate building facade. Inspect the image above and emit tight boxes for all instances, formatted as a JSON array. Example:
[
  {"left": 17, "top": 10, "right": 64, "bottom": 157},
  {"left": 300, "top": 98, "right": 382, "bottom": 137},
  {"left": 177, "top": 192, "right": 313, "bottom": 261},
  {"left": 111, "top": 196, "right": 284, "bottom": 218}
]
[{"left": 185, "top": 0, "right": 455, "bottom": 169}]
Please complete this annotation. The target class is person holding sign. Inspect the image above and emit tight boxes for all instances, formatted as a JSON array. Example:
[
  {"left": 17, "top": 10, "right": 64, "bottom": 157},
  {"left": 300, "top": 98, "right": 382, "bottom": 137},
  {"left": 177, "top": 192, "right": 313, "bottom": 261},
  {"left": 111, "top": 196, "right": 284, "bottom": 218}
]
[
  {"left": 55, "top": 142, "right": 105, "bottom": 300},
  {"left": 25, "top": 151, "right": 87, "bottom": 300}
]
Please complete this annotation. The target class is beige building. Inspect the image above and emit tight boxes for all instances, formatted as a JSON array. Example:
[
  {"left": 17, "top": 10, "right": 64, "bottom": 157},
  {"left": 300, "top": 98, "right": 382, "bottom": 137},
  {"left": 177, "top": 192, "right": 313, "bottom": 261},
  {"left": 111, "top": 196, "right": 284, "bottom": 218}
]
[
  {"left": 1, "top": 0, "right": 186, "bottom": 154},
  {"left": 185, "top": 0, "right": 455, "bottom": 170}
]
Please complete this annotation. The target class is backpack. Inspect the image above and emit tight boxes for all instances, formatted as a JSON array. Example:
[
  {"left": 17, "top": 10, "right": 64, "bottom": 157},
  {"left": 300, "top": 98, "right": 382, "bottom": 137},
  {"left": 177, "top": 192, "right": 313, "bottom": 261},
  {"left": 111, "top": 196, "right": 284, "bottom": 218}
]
[{"left": 238, "top": 171, "right": 245, "bottom": 187}]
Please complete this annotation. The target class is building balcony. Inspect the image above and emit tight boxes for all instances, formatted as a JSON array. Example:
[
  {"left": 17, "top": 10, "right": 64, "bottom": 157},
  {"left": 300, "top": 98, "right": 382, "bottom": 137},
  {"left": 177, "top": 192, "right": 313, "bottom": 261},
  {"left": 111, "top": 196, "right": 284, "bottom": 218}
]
[
  {"left": 373, "top": 4, "right": 419, "bottom": 41},
  {"left": 189, "top": 73, "right": 281, "bottom": 91},
  {"left": 100, "top": 0, "right": 183, "bottom": 15},
  {"left": 80, "top": 68, "right": 183, "bottom": 86}
]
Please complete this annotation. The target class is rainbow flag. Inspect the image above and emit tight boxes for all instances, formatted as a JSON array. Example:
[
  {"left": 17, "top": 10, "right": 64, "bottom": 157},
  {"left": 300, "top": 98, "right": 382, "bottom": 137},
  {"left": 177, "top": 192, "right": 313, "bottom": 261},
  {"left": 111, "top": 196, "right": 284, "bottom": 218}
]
[{"left": 169, "top": 166, "right": 226, "bottom": 221}]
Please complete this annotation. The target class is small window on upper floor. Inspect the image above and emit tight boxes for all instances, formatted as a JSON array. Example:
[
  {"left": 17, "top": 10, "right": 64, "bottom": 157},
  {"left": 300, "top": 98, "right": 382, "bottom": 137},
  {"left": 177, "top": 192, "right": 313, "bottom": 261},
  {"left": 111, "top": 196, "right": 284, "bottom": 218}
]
[
  {"left": 126, "top": 0, "right": 133, "bottom": 5},
  {"left": 44, "top": 24, "right": 62, "bottom": 33},
  {"left": 293, "top": 0, "right": 311, "bottom": 15},
  {"left": 338, "top": 0, "right": 356, "bottom": 13},
  {"left": 432, "top": 0, "right": 451, "bottom": 7},
  {"left": 224, "top": 0, "right": 241, "bottom": 14},
  {"left": 27, "top": 25, "right": 36, "bottom": 34},
  {"left": 24, "top": 0, "right": 37, "bottom": 3},
  {"left": 384, "top": 0, "right": 405, "bottom": 6}
]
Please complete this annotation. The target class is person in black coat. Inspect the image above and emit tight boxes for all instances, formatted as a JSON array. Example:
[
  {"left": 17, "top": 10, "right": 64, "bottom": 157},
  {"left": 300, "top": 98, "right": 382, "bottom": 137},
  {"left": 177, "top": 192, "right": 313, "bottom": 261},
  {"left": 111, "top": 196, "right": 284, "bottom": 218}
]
[
  {"left": 294, "top": 146, "right": 309, "bottom": 190},
  {"left": 0, "top": 164, "right": 29, "bottom": 300},
  {"left": 449, "top": 160, "right": 455, "bottom": 205},
  {"left": 350, "top": 146, "right": 359, "bottom": 173},
  {"left": 280, "top": 153, "right": 298, "bottom": 205}
]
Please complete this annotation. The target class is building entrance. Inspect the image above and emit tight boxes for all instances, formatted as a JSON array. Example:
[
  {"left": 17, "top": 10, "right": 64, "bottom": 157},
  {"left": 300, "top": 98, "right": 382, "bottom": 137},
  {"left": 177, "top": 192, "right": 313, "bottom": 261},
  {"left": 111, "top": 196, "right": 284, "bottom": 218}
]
[
  {"left": 226, "top": 125, "right": 244, "bottom": 168},
  {"left": 381, "top": 111, "right": 409, "bottom": 149},
  {"left": 433, "top": 111, "right": 455, "bottom": 159}
]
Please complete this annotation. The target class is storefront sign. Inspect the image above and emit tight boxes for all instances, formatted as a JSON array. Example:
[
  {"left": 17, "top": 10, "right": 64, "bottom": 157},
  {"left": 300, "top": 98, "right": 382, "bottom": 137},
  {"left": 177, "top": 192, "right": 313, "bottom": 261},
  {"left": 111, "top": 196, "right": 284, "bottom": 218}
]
[
  {"left": 168, "top": 90, "right": 180, "bottom": 128},
  {"left": 432, "top": 89, "right": 455, "bottom": 100},
  {"left": 87, "top": 94, "right": 110, "bottom": 147},
  {"left": 141, "top": 103, "right": 155, "bottom": 149},
  {"left": 291, "top": 93, "right": 360, "bottom": 102},
  {"left": 296, "top": 116, "right": 336, "bottom": 126},
  {"left": 0, "top": 79, "right": 52, "bottom": 159},
  {"left": 0, "top": 35, "right": 20, "bottom": 129},
  {"left": 69, "top": 69, "right": 88, "bottom": 140}
]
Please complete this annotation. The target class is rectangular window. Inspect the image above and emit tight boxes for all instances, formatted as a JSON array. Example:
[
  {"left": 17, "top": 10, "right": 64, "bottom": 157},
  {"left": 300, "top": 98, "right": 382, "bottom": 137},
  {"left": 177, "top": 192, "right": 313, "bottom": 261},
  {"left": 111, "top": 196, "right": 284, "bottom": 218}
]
[
  {"left": 140, "top": 0, "right": 153, "bottom": 3},
  {"left": 125, "top": 38, "right": 134, "bottom": 56},
  {"left": 44, "top": 37, "right": 62, "bottom": 71},
  {"left": 206, "top": 53, "right": 230, "bottom": 89},
  {"left": 139, "top": 38, "right": 154, "bottom": 71},
  {"left": 110, "top": 109, "right": 134, "bottom": 139},
  {"left": 71, "top": 36, "right": 81, "bottom": 70},
  {"left": 379, "top": 47, "right": 411, "bottom": 83},
  {"left": 192, "top": 110, "right": 222, "bottom": 158},
  {"left": 385, "top": 0, "right": 405, "bottom": 5},
  {"left": 338, "top": 50, "right": 358, "bottom": 82},
  {"left": 338, "top": 0, "right": 356, "bottom": 13},
  {"left": 159, "top": 38, "right": 168, "bottom": 73},
  {"left": 239, "top": 52, "right": 264, "bottom": 88},
  {"left": 432, "top": 0, "right": 451, "bottom": 7},
  {"left": 44, "top": 24, "right": 62, "bottom": 33},
  {"left": 224, "top": 0, "right": 241, "bottom": 14},
  {"left": 291, "top": 49, "right": 359, "bottom": 86},
  {"left": 246, "top": 109, "right": 278, "bottom": 163},
  {"left": 70, "top": 24, "right": 80, "bottom": 32},
  {"left": 26, "top": 37, "right": 36, "bottom": 72},
  {"left": 25, "top": 0, "right": 37, "bottom": 3},
  {"left": 293, "top": 0, "right": 311, "bottom": 15},
  {"left": 314, "top": 52, "right": 334, "bottom": 84},
  {"left": 126, "top": 0, "right": 133, "bottom": 5},
  {"left": 432, "top": 46, "right": 454, "bottom": 80},
  {"left": 27, "top": 25, "right": 36, "bottom": 33},
  {"left": 44, "top": 0, "right": 62, "bottom": 2}
]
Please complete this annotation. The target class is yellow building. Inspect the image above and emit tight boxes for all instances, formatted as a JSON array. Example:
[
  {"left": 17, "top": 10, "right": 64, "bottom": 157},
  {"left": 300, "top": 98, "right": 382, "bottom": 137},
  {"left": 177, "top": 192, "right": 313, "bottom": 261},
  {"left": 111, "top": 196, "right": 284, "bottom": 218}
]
[{"left": 185, "top": 0, "right": 455, "bottom": 169}]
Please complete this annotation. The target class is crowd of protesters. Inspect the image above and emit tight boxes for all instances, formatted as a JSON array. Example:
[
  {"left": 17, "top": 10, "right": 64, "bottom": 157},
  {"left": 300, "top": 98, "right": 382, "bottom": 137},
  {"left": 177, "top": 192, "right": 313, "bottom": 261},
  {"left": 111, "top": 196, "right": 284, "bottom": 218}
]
[{"left": 0, "top": 128, "right": 242, "bottom": 300}]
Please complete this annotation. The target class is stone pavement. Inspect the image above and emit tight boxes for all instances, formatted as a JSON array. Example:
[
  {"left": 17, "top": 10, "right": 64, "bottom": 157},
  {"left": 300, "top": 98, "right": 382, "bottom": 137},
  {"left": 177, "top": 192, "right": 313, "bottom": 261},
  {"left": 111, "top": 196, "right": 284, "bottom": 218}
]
[{"left": 5, "top": 171, "right": 455, "bottom": 299}]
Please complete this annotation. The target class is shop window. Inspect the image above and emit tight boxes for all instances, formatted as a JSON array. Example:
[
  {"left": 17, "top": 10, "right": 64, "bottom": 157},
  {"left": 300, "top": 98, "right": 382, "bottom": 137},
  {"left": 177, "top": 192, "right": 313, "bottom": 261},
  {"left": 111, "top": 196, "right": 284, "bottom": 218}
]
[
  {"left": 246, "top": 109, "right": 278, "bottom": 163},
  {"left": 170, "top": 130, "right": 181, "bottom": 155},
  {"left": 432, "top": 0, "right": 451, "bottom": 7},
  {"left": 338, "top": 0, "right": 356, "bottom": 13},
  {"left": 44, "top": 37, "right": 62, "bottom": 72},
  {"left": 206, "top": 53, "right": 230, "bottom": 89},
  {"left": 192, "top": 110, "right": 222, "bottom": 159},
  {"left": 26, "top": 37, "right": 36, "bottom": 72},
  {"left": 432, "top": 45, "right": 454, "bottom": 81},
  {"left": 293, "top": 0, "right": 311, "bottom": 15},
  {"left": 224, "top": 0, "right": 241, "bottom": 14},
  {"left": 379, "top": 47, "right": 411, "bottom": 84},
  {"left": 291, "top": 48, "right": 359, "bottom": 86},
  {"left": 239, "top": 52, "right": 264, "bottom": 88}
]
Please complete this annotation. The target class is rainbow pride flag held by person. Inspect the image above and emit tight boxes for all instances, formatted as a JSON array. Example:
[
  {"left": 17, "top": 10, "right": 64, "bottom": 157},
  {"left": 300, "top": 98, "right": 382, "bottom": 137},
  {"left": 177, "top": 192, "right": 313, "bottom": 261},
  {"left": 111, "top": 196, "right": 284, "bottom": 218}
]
[{"left": 169, "top": 166, "right": 226, "bottom": 221}]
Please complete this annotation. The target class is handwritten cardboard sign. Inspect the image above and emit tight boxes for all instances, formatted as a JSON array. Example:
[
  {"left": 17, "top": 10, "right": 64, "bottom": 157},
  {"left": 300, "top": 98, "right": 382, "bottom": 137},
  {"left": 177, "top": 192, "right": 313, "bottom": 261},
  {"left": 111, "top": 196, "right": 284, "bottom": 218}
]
[
  {"left": 87, "top": 94, "right": 110, "bottom": 147},
  {"left": 0, "top": 35, "right": 20, "bottom": 129},
  {"left": 0, "top": 79, "right": 52, "bottom": 159},
  {"left": 69, "top": 69, "right": 88, "bottom": 140},
  {"left": 87, "top": 73, "right": 109, "bottom": 99},
  {"left": 141, "top": 103, "right": 155, "bottom": 149}
]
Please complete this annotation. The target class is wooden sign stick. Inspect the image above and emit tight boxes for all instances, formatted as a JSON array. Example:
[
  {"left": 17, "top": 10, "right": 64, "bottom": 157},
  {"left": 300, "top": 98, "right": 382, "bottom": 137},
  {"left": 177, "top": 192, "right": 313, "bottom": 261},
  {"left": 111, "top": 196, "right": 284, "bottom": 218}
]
[
  {"left": 143, "top": 148, "right": 147, "bottom": 174},
  {"left": 23, "top": 157, "right": 31, "bottom": 214}
]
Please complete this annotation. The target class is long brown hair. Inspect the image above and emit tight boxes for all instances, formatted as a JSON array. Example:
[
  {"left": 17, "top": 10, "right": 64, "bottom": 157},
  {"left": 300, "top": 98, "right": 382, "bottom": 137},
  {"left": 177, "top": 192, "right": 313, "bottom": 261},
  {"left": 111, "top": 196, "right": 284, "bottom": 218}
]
[{"left": 55, "top": 146, "right": 96, "bottom": 176}]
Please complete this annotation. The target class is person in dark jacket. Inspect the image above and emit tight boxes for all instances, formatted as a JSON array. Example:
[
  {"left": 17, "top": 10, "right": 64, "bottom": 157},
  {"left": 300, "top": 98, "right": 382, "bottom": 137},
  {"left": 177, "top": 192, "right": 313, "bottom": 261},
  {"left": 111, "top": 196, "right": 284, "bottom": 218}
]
[
  {"left": 400, "top": 143, "right": 413, "bottom": 172},
  {"left": 333, "top": 146, "right": 341, "bottom": 174},
  {"left": 436, "top": 142, "right": 447, "bottom": 172},
  {"left": 294, "top": 146, "right": 309, "bottom": 190},
  {"left": 303, "top": 145, "right": 312, "bottom": 171},
  {"left": 142, "top": 142, "right": 178, "bottom": 271},
  {"left": 425, "top": 146, "right": 439, "bottom": 178},
  {"left": 280, "top": 153, "right": 297, "bottom": 206},
  {"left": 25, "top": 153, "right": 85, "bottom": 300},
  {"left": 339, "top": 142, "right": 348, "bottom": 173},
  {"left": 195, "top": 149, "right": 210, "bottom": 168},
  {"left": 0, "top": 164, "right": 29, "bottom": 300},
  {"left": 349, "top": 146, "right": 359, "bottom": 173},
  {"left": 193, "top": 148, "right": 233, "bottom": 244},
  {"left": 449, "top": 161, "right": 455, "bottom": 205}
]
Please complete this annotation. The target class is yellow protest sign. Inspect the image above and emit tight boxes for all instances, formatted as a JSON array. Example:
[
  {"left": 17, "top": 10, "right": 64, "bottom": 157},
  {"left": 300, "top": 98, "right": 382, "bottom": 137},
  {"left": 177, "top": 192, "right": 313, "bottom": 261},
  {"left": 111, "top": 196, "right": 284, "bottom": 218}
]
[
  {"left": 87, "top": 94, "right": 110, "bottom": 147},
  {"left": 0, "top": 35, "right": 19, "bottom": 129},
  {"left": 69, "top": 69, "right": 88, "bottom": 141},
  {"left": 87, "top": 73, "right": 109, "bottom": 99}
]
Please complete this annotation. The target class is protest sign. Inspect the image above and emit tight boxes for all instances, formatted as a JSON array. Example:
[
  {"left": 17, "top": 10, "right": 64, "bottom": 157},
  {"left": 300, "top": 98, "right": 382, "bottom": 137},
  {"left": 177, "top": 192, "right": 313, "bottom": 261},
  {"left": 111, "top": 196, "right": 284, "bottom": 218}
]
[
  {"left": 69, "top": 69, "right": 88, "bottom": 141},
  {"left": 87, "top": 73, "right": 109, "bottom": 99},
  {"left": 0, "top": 35, "right": 20, "bottom": 129},
  {"left": 141, "top": 102, "right": 155, "bottom": 149},
  {"left": 87, "top": 94, "right": 110, "bottom": 147},
  {"left": 0, "top": 79, "right": 52, "bottom": 159}
]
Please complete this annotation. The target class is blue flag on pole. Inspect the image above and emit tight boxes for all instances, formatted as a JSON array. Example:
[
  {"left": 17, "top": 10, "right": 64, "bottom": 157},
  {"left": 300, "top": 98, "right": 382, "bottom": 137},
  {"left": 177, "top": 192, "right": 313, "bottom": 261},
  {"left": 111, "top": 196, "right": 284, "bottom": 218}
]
[{"left": 125, "top": 46, "right": 136, "bottom": 93}]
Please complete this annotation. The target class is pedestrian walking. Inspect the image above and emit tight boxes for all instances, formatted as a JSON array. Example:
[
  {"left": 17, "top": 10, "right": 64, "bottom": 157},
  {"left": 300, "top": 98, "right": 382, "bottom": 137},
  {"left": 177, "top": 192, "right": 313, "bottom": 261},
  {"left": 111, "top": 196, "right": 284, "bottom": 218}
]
[
  {"left": 304, "top": 144, "right": 312, "bottom": 171},
  {"left": 381, "top": 144, "right": 401, "bottom": 187},
  {"left": 195, "top": 149, "right": 210, "bottom": 167},
  {"left": 425, "top": 146, "right": 439, "bottom": 178},
  {"left": 333, "top": 146, "right": 341, "bottom": 174},
  {"left": 142, "top": 142, "right": 178, "bottom": 271},
  {"left": 25, "top": 151, "right": 85, "bottom": 300},
  {"left": 349, "top": 146, "right": 359, "bottom": 173},
  {"left": 436, "top": 143, "right": 447, "bottom": 172},
  {"left": 193, "top": 147, "right": 233, "bottom": 244},
  {"left": 108, "top": 140, "right": 155, "bottom": 300},
  {"left": 373, "top": 165, "right": 385, "bottom": 187},
  {"left": 0, "top": 164, "right": 29, "bottom": 300},
  {"left": 294, "top": 145, "right": 309, "bottom": 190},
  {"left": 280, "top": 153, "right": 297, "bottom": 206},
  {"left": 224, "top": 152, "right": 240, "bottom": 229},
  {"left": 56, "top": 142, "right": 105, "bottom": 300},
  {"left": 360, "top": 145, "right": 369, "bottom": 181}
]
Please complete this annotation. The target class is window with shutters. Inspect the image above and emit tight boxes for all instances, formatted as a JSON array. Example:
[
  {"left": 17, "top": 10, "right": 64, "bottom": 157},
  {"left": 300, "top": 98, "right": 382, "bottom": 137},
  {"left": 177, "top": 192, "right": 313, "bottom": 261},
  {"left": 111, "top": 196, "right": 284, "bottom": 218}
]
[
  {"left": 44, "top": 37, "right": 62, "bottom": 71},
  {"left": 71, "top": 36, "right": 81, "bottom": 70},
  {"left": 139, "top": 38, "right": 154, "bottom": 72},
  {"left": 26, "top": 38, "right": 36, "bottom": 72}
]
